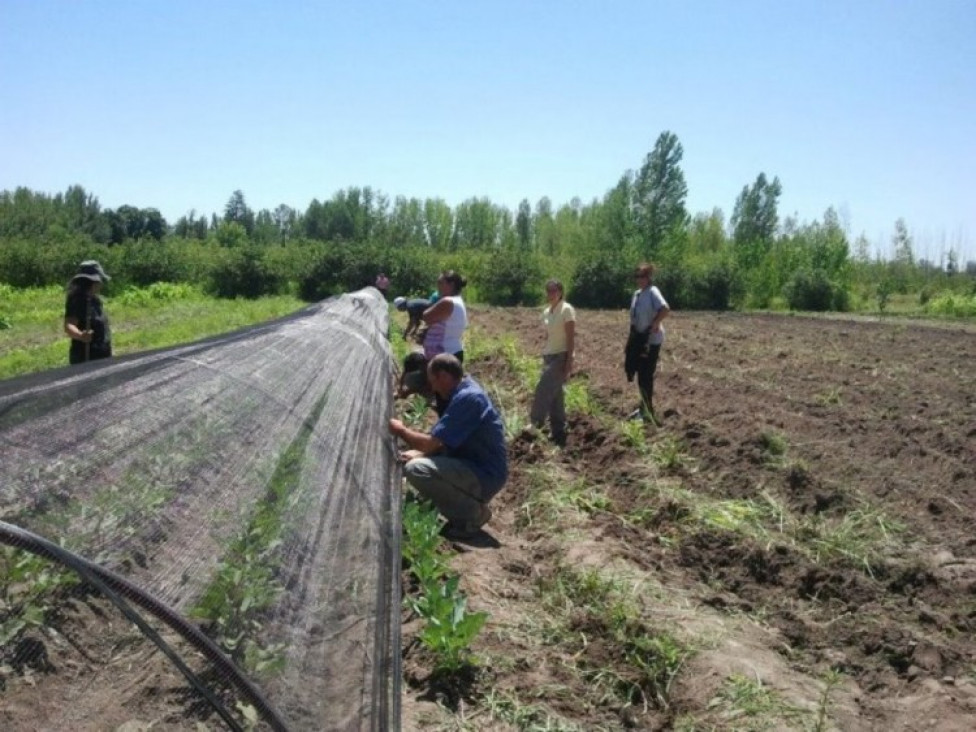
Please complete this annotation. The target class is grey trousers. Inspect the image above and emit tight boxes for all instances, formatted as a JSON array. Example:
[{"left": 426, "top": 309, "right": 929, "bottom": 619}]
[
  {"left": 403, "top": 456, "right": 486, "bottom": 527},
  {"left": 530, "top": 352, "right": 567, "bottom": 440}
]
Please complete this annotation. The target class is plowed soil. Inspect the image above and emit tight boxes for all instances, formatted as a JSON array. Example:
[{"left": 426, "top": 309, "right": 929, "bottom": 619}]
[{"left": 402, "top": 308, "right": 976, "bottom": 731}]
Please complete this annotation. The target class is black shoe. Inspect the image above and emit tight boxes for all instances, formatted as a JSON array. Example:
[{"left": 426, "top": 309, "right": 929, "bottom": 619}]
[
  {"left": 441, "top": 523, "right": 481, "bottom": 541},
  {"left": 441, "top": 505, "right": 492, "bottom": 540}
]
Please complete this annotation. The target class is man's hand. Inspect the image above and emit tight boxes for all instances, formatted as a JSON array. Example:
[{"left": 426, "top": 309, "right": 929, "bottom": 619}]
[
  {"left": 388, "top": 418, "right": 405, "bottom": 437},
  {"left": 398, "top": 449, "right": 423, "bottom": 463}
]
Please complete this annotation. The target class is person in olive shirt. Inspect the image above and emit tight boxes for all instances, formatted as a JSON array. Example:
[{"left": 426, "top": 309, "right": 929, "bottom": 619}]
[
  {"left": 530, "top": 279, "right": 576, "bottom": 446},
  {"left": 63, "top": 260, "right": 112, "bottom": 365}
]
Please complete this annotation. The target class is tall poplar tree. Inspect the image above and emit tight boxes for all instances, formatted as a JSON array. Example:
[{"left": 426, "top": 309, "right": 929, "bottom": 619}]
[{"left": 633, "top": 131, "right": 689, "bottom": 258}]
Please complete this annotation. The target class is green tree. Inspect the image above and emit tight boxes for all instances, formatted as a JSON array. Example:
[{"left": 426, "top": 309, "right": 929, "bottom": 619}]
[
  {"left": 633, "top": 131, "right": 689, "bottom": 258},
  {"left": 387, "top": 196, "right": 426, "bottom": 247},
  {"left": 452, "top": 197, "right": 500, "bottom": 250},
  {"left": 423, "top": 198, "right": 453, "bottom": 250},
  {"left": 892, "top": 218, "right": 913, "bottom": 265},
  {"left": 223, "top": 190, "right": 255, "bottom": 235},
  {"left": 731, "top": 173, "right": 782, "bottom": 267},
  {"left": 534, "top": 197, "right": 557, "bottom": 256},
  {"left": 516, "top": 199, "right": 532, "bottom": 251},
  {"left": 889, "top": 218, "right": 914, "bottom": 293}
]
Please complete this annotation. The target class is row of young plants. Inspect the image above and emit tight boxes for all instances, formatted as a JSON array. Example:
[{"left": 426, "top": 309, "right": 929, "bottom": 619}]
[
  {"left": 388, "top": 326, "right": 490, "bottom": 683},
  {"left": 400, "top": 495, "right": 487, "bottom": 674},
  {"left": 190, "top": 395, "right": 328, "bottom": 677}
]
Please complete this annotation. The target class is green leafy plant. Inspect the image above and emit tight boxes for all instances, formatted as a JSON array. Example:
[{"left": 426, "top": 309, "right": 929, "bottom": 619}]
[
  {"left": 0, "top": 548, "right": 78, "bottom": 647},
  {"left": 401, "top": 494, "right": 488, "bottom": 673},
  {"left": 416, "top": 575, "right": 488, "bottom": 673}
]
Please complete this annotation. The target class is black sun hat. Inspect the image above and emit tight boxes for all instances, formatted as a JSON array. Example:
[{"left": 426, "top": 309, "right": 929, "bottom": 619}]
[{"left": 71, "top": 260, "right": 111, "bottom": 283}]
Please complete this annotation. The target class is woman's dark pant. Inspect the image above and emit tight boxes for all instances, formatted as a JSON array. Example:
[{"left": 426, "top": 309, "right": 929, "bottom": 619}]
[{"left": 636, "top": 344, "right": 661, "bottom": 414}]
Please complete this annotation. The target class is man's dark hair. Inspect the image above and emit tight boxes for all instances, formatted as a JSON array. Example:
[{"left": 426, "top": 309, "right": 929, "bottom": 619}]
[
  {"left": 428, "top": 353, "right": 464, "bottom": 380},
  {"left": 403, "top": 352, "right": 427, "bottom": 374}
]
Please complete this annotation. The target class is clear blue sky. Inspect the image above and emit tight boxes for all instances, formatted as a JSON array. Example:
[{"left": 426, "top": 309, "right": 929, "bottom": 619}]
[{"left": 2, "top": 0, "right": 974, "bottom": 263}]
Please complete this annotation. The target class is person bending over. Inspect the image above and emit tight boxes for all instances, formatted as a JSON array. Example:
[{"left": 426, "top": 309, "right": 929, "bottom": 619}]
[
  {"left": 398, "top": 351, "right": 431, "bottom": 399},
  {"left": 394, "top": 295, "right": 433, "bottom": 340},
  {"left": 389, "top": 354, "right": 508, "bottom": 540}
]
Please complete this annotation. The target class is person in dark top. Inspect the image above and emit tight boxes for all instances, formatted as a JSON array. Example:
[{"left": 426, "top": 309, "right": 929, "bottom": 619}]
[
  {"left": 394, "top": 295, "right": 433, "bottom": 340},
  {"left": 389, "top": 353, "right": 508, "bottom": 540},
  {"left": 397, "top": 350, "right": 431, "bottom": 399},
  {"left": 63, "top": 260, "right": 112, "bottom": 365}
]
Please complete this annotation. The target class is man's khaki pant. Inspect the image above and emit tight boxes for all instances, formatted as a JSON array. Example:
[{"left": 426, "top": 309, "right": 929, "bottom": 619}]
[{"left": 404, "top": 456, "right": 487, "bottom": 528}]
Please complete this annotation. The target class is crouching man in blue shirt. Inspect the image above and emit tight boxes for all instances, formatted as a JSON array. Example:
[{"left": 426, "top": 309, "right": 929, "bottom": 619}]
[{"left": 389, "top": 353, "right": 508, "bottom": 540}]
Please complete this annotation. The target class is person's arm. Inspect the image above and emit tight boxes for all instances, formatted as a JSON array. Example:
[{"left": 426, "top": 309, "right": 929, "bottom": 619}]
[
  {"left": 650, "top": 305, "right": 670, "bottom": 334},
  {"left": 64, "top": 299, "right": 94, "bottom": 343},
  {"left": 64, "top": 316, "right": 93, "bottom": 342},
  {"left": 563, "top": 319, "right": 575, "bottom": 380},
  {"left": 389, "top": 418, "right": 444, "bottom": 457},
  {"left": 422, "top": 298, "right": 454, "bottom": 324}
]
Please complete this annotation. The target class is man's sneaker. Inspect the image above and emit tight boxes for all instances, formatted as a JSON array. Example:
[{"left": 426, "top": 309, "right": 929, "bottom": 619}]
[
  {"left": 476, "top": 503, "right": 492, "bottom": 528},
  {"left": 441, "top": 504, "right": 492, "bottom": 541},
  {"left": 441, "top": 523, "right": 481, "bottom": 541},
  {"left": 627, "top": 409, "right": 645, "bottom": 422}
]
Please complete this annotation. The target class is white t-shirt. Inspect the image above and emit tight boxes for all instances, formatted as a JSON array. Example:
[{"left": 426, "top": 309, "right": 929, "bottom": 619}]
[
  {"left": 441, "top": 296, "right": 468, "bottom": 355},
  {"left": 630, "top": 286, "right": 669, "bottom": 345}
]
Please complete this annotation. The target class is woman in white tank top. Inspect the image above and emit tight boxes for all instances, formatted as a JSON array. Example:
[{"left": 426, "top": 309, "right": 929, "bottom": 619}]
[{"left": 422, "top": 270, "right": 468, "bottom": 362}]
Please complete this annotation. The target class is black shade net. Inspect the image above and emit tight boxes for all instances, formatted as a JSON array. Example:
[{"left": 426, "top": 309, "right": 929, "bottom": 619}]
[{"left": 0, "top": 288, "right": 401, "bottom": 731}]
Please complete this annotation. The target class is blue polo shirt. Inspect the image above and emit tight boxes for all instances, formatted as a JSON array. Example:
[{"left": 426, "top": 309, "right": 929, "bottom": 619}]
[{"left": 430, "top": 377, "right": 508, "bottom": 499}]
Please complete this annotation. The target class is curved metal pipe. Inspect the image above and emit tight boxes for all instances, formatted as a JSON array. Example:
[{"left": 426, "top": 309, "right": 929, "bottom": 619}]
[{"left": 0, "top": 520, "right": 289, "bottom": 732}]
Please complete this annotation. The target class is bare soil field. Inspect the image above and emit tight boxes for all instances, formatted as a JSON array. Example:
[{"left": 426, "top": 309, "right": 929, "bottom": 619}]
[{"left": 403, "top": 308, "right": 976, "bottom": 730}]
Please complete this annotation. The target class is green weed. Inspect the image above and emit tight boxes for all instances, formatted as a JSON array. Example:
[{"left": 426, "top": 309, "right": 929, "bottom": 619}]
[
  {"left": 814, "top": 669, "right": 845, "bottom": 732},
  {"left": 814, "top": 387, "right": 843, "bottom": 407},
  {"left": 537, "top": 564, "right": 692, "bottom": 711},
  {"left": 797, "top": 507, "right": 904, "bottom": 575},
  {"left": 0, "top": 548, "right": 79, "bottom": 647},
  {"left": 517, "top": 470, "right": 611, "bottom": 529},
  {"left": 758, "top": 430, "right": 788, "bottom": 466},
  {"left": 480, "top": 689, "right": 587, "bottom": 731},
  {"left": 650, "top": 434, "right": 692, "bottom": 471},
  {"left": 619, "top": 419, "right": 649, "bottom": 453},
  {"left": 700, "top": 672, "right": 809, "bottom": 729}
]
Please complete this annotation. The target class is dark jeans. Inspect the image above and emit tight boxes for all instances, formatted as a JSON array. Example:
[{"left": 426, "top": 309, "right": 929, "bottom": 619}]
[{"left": 635, "top": 344, "right": 661, "bottom": 414}]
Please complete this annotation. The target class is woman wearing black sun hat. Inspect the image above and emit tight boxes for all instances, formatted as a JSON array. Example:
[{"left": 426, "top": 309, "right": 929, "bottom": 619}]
[{"left": 63, "top": 260, "right": 113, "bottom": 365}]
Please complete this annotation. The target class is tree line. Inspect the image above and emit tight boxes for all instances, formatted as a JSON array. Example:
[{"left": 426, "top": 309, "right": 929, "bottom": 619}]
[{"left": 1, "top": 132, "right": 974, "bottom": 311}]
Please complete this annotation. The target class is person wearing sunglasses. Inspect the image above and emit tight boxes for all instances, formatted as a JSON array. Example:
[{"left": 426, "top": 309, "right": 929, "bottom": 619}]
[{"left": 625, "top": 262, "right": 670, "bottom": 424}]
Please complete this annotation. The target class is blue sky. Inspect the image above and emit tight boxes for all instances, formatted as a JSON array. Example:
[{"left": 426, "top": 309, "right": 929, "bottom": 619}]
[{"left": 2, "top": 0, "right": 974, "bottom": 262}]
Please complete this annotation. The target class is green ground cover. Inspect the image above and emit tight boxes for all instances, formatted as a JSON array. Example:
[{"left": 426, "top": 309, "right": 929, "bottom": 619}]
[{"left": 0, "top": 283, "right": 304, "bottom": 380}]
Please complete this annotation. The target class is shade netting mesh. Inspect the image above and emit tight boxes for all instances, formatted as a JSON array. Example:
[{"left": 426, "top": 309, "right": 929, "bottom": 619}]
[{"left": 0, "top": 288, "right": 400, "bottom": 731}]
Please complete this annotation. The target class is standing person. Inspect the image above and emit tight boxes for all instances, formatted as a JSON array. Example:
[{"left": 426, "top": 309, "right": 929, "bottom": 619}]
[
  {"left": 422, "top": 270, "right": 468, "bottom": 363},
  {"left": 389, "top": 354, "right": 508, "bottom": 540},
  {"left": 375, "top": 272, "right": 390, "bottom": 300},
  {"left": 422, "top": 271, "right": 469, "bottom": 416},
  {"left": 625, "top": 262, "right": 670, "bottom": 423},
  {"left": 530, "top": 279, "right": 576, "bottom": 446},
  {"left": 63, "top": 260, "right": 113, "bottom": 365}
]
